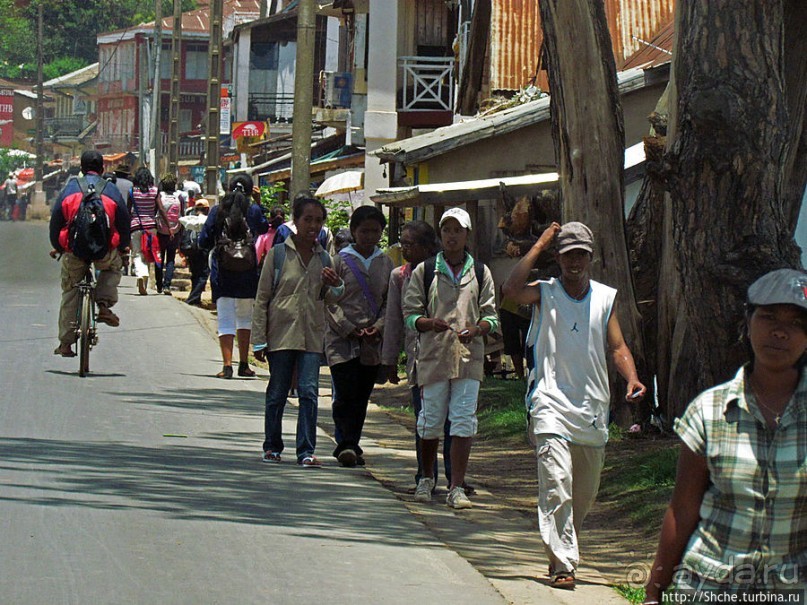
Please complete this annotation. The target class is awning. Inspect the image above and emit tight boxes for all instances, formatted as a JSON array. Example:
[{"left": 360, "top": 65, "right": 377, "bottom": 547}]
[
  {"left": 370, "top": 172, "right": 559, "bottom": 207},
  {"left": 257, "top": 152, "right": 365, "bottom": 183},
  {"left": 370, "top": 142, "right": 647, "bottom": 206}
]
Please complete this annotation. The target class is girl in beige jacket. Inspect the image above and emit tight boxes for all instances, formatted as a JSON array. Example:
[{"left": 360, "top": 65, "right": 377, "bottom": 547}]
[
  {"left": 252, "top": 195, "right": 343, "bottom": 468},
  {"left": 325, "top": 206, "right": 394, "bottom": 467}
]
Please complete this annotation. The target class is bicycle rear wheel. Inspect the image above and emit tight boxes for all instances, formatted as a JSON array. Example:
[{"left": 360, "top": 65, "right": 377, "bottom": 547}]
[{"left": 78, "top": 289, "right": 92, "bottom": 377}]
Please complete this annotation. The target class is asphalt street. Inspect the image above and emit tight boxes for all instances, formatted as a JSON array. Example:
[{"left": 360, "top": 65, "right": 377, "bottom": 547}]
[{"left": 0, "top": 221, "right": 505, "bottom": 605}]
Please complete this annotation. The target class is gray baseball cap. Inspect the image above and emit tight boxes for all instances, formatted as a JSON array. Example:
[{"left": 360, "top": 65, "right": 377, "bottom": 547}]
[
  {"left": 747, "top": 268, "right": 807, "bottom": 311},
  {"left": 556, "top": 221, "right": 593, "bottom": 254}
]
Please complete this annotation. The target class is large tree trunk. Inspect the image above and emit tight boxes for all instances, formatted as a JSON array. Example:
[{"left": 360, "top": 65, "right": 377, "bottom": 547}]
[
  {"left": 539, "top": 0, "right": 646, "bottom": 425},
  {"left": 783, "top": 0, "right": 807, "bottom": 230},
  {"left": 657, "top": 0, "right": 804, "bottom": 417}
]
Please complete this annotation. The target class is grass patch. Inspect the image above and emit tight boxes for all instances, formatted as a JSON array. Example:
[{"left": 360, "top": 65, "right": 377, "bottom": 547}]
[
  {"left": 599, "top": 439, "right": 678, "bottom": 528},
  {"left": 615, "top": 584, "right": 646, "bottom": 604},
  {"left": 476, "top": 378, "right": 528, "bottom": 441}
]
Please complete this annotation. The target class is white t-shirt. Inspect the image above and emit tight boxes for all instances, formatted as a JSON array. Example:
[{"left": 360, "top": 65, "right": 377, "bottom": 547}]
[{"left": 525, "top": 277, "right": 616, "bottom": 447}]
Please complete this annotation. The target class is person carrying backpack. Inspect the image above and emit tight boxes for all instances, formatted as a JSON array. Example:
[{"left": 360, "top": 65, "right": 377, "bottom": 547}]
[
  {"left": 128, "top": 167, "right": 167, "bottom": 295},
  {"left": 252, "top": 193, "right": 344, "bottom": 468},
  {"left": 402, "top": 207, "right": 498, "bottom": 509},
  {"left": 198, "top": 174, "right": 268, "bottom": 379},
  {"left": 155, "top": 173, "right": 184, "bottom": 295},
  {"left": 48, "top": 150, "right": 131, "bottom": 358}
]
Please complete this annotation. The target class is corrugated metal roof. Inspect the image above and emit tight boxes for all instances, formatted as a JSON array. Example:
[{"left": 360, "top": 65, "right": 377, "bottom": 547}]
[
  {"left": 42, "top": 63, "right": 99, "bottom": 89},
  {"left": 621, "top": 19, "right": 674, "bottom": 70},
  {"left": 97, "top": 0, "right": 261, "bottom": 43},
  {"left": 489, "top": 0, "right": 543, "bottom": 92},
  {"left": 607, "top": 0, "right": 675, "bottom": 67}
]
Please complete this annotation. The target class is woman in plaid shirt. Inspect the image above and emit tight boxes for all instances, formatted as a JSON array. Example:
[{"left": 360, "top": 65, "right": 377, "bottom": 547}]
[{"left": 644, "top": 269, "right": 807, "bottom": 602}]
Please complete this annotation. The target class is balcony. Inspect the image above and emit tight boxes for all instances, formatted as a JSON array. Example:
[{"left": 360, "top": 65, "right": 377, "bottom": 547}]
[
  {"left": 248, "top": 93, "right": 296, "bottom": 124},
  {"left": 45, "top": 116, "right": 89, "bottom": 139},
  {"left": 397, "top": 56, "right": 455, "bottom": 128}
]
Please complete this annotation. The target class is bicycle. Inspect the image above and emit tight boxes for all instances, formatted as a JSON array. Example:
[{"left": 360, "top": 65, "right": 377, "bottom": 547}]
[
  {"left": 52, "top": 251, "right": 99, "bottom": 377},
  {"left": 74, "top": 267, "right": 98, "bottom": 377}
]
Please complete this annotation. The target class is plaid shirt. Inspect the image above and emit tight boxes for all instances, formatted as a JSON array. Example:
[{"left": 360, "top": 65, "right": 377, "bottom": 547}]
[{"left": 674, "top": 365, "right": 807, "bottom": 586}]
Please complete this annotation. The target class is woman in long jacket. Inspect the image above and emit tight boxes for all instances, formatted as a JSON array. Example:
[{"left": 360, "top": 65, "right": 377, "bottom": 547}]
[
  {"left": 252, "top": 193, "right": 343, "bottom": 468},
  {"left": 198, "top": 174, "right": 268, "bottom": 379}
]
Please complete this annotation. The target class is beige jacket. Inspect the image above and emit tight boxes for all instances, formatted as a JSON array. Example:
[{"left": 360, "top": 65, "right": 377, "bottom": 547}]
[
  {"left": 402, "top": 253, "right": 497, "bottom": 386},
  {"left": 380, "top": 264, "right": 418, "bottom": 385},
  {"left": 252, "top": 237, "right": 341, "bottom": 353},
  {"left": 324, "top": 248, "right": 394, "bottom": 366}
]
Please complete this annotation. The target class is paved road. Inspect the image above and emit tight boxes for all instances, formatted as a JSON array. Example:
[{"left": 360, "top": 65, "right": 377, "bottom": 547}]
[{"left": 0, "top": 222, "right": 505, "bottom": 605}]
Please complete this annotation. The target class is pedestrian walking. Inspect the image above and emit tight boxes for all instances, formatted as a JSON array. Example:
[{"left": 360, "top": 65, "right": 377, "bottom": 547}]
[
  {"left": 129, "top": 167, "right": 167, "bottom": 295},
  {"left": 381, "top": 220, "right": 457, "bottom": 489},
  {"left": 198, "top": 174, "right": 268, "bottom": 379},
  {"left": 402, "top": 207, "right": 498, "bottom": 509},
  {"left": 502, "top": 221, "right": 646, "bottom": 590},
  {"left": 154, "top": 173, "right": 184, "bottom": 295},
  {"left": 326, "top": 205, "right": 393, "bottom": 467},
  {"left": 643, "top": 269, "right": 807, "bottom": 602},
  {"left": 252, "top": 193, "right": 343, "bottom": 468},
  {"left": 179, "top": 199, "right": 210, "bottom": 306}
]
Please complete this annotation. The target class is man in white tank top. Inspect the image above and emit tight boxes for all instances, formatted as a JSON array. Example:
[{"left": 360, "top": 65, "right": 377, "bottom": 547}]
[{"left": 502, "top": 221, "right": 646, "bottom": 590}]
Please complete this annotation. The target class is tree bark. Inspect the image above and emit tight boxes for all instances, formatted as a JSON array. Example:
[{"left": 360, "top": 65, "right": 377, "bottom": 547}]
[
  {"left": 456, "top": 0, "right": 491, "bottom": 116},
  {"left": 538, "top": 0, "right": 646, "bottom": 426},
  {"left": 782, "top": 0, "right": 807, "bottom": 231},
  {"left": 658, "top": 0, "right": 804, "bottom": 416}
]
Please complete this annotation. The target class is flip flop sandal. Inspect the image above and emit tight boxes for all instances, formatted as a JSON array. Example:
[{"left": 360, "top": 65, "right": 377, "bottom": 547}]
[
  {"left": 261, "top": 451, "right": 282, "bottom": 463},
  {"left": 550, "top": 572, "right": 575, "bottom": 590},
  {"left": 298, "top": 456, "right": 322, "bottom": 468}
]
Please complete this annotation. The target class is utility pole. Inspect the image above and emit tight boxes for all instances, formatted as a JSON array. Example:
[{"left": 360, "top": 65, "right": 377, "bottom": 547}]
[
  {"left": 138, "top": 37, "right": 148, "bottom": 165},
  {"left": 290, "top": 0, "right": 316, "bottom": 196},
  {"left": 150, "top": 0, "right": 163, "bottom": 173},
  {"left": 167, "top": 0, "right": 182, "bottom": 175},
  {"left": 34, "top": 1, "right": 44, "bottom": 183},
  {"left": 204, "top": 0, "right": 223, "bottom": 199}
]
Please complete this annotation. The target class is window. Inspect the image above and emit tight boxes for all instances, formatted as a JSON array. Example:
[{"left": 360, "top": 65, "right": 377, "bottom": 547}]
[
  {"left": 185, "top": 44, "right": 209, "bottom": 80},
  {"left": 180, "top": 109, "right": 192, "bottom": 133}
]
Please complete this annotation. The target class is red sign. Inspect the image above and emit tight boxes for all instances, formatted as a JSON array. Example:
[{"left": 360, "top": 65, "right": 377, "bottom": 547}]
[
  {"left": 0, "top": 88, "right": 13, "bottom": 147},
  {"left": 231, "top": 121, "right": 267, "bottom": 139}
]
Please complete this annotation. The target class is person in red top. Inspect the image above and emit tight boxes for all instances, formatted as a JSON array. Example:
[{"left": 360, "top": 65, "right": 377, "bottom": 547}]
[{"left": 49, "top": 150, "right": 131, "bottom": 357}]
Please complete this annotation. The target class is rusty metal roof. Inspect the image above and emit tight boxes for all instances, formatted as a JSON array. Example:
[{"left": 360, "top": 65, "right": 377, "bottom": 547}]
[
  {"left": 621, "top": 19, "right": 674, "bottom": 70},
  {"left": 98, "top": 0, "right": 261, "bottom": 42},
  {"left": 489, "top": 0, "right": 543, "bottom": 92},
  {"left": 607, "top": 0, "right": 676, "bottom": 67}
]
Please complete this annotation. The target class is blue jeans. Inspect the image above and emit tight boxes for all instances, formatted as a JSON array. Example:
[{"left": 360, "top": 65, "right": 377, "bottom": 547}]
[
  {"left": 412, "top": 386, "right": 452, "bottom": 485},
  {"left": 263, "top": 350, "right": 321, "bottom": 461},
  {"left": 186, "top": 251, "right": 209, "bottom": 305}
]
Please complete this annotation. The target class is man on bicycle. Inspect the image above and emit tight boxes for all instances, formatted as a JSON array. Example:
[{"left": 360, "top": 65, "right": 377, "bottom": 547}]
[{"left": 49, "top": 150, "right": 131, "bottom": 357}]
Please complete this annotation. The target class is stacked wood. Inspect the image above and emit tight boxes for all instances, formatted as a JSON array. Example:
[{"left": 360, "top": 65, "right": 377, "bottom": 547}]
[{"left": 497, "top": 187, "right": 561, "bottom": 267}]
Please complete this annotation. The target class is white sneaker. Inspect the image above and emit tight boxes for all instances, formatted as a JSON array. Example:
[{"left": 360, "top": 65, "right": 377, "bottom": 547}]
[
  {"left": 446, "top": 486, "right": 472, "bottom": 509},
  {"left": 414, "top": 477, "right": 435, "bottom": 502}
]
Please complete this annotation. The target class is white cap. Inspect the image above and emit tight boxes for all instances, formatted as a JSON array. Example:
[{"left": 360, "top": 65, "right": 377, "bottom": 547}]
[{"left": 439, "top": 207, "right": 472, "bottom": 231}]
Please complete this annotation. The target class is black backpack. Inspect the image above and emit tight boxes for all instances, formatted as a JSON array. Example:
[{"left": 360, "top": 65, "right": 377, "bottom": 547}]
[
  {"left": 216, "top": 217, "right": 256, "bottom": 272},
  {"left": 68, "top": 177, "right": 111, "bottom": 262}
]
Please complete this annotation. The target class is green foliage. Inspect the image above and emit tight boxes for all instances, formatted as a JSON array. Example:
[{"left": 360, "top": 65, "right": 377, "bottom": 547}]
[
  {"left": 321, "top": 197, "right": 352, "bottom": 234},
  {"left": 0, "top": 149, "right": 29, "bottom": 178},
  {"left": 258, "top": 181, "right": 288, "bottom": 219},
  {"left": 43, "top": 57, "right": 88, "bottom": 81},
  {"left": 0, "top": 0, "right": 198, "bottom": 79},
  {"left": 614, "top": 584, "right": 646, "bottom": 604}
]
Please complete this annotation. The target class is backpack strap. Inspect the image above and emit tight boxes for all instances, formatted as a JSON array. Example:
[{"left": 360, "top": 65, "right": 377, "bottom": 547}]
[
  {"left": 422, "top": 256, "right": 437, "bottom": 317},
  {"left": 272, "top": 242, "right": 287, "bottom": 290},
  {"left": 339, "top": 250, "right": 381, "bottom": 319},
  {"left": 422, "top": 255, "right": 486, "bottom": 314}
]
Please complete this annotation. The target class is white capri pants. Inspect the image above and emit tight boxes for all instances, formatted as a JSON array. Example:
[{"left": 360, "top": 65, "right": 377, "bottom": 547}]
[
  {"left": 417, "top": 378, "right": 480, "bottom": 440},
  {"left": 216, "top": 297, "right": 254, "bottom": 336}
]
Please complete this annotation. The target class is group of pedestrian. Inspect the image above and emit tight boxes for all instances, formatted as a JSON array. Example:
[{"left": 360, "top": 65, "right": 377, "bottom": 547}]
[{"left": 48, "top": 152, "right": 807, "bottom": 597}]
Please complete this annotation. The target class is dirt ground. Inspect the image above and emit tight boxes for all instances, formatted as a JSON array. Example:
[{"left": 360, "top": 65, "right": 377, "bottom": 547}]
[{"left": 367, "top": 379, "right": 673, "bottom": 590}]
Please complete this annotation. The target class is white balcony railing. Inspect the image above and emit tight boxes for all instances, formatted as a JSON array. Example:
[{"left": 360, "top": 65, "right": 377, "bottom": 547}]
[{"left": 399, "top": 56, "right": 455, "bottom": 112}]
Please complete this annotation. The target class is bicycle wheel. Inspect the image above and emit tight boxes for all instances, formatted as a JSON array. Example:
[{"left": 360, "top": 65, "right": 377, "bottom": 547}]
[{"left": 78, "top": 289, "right": 92, "bottom": 377}]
